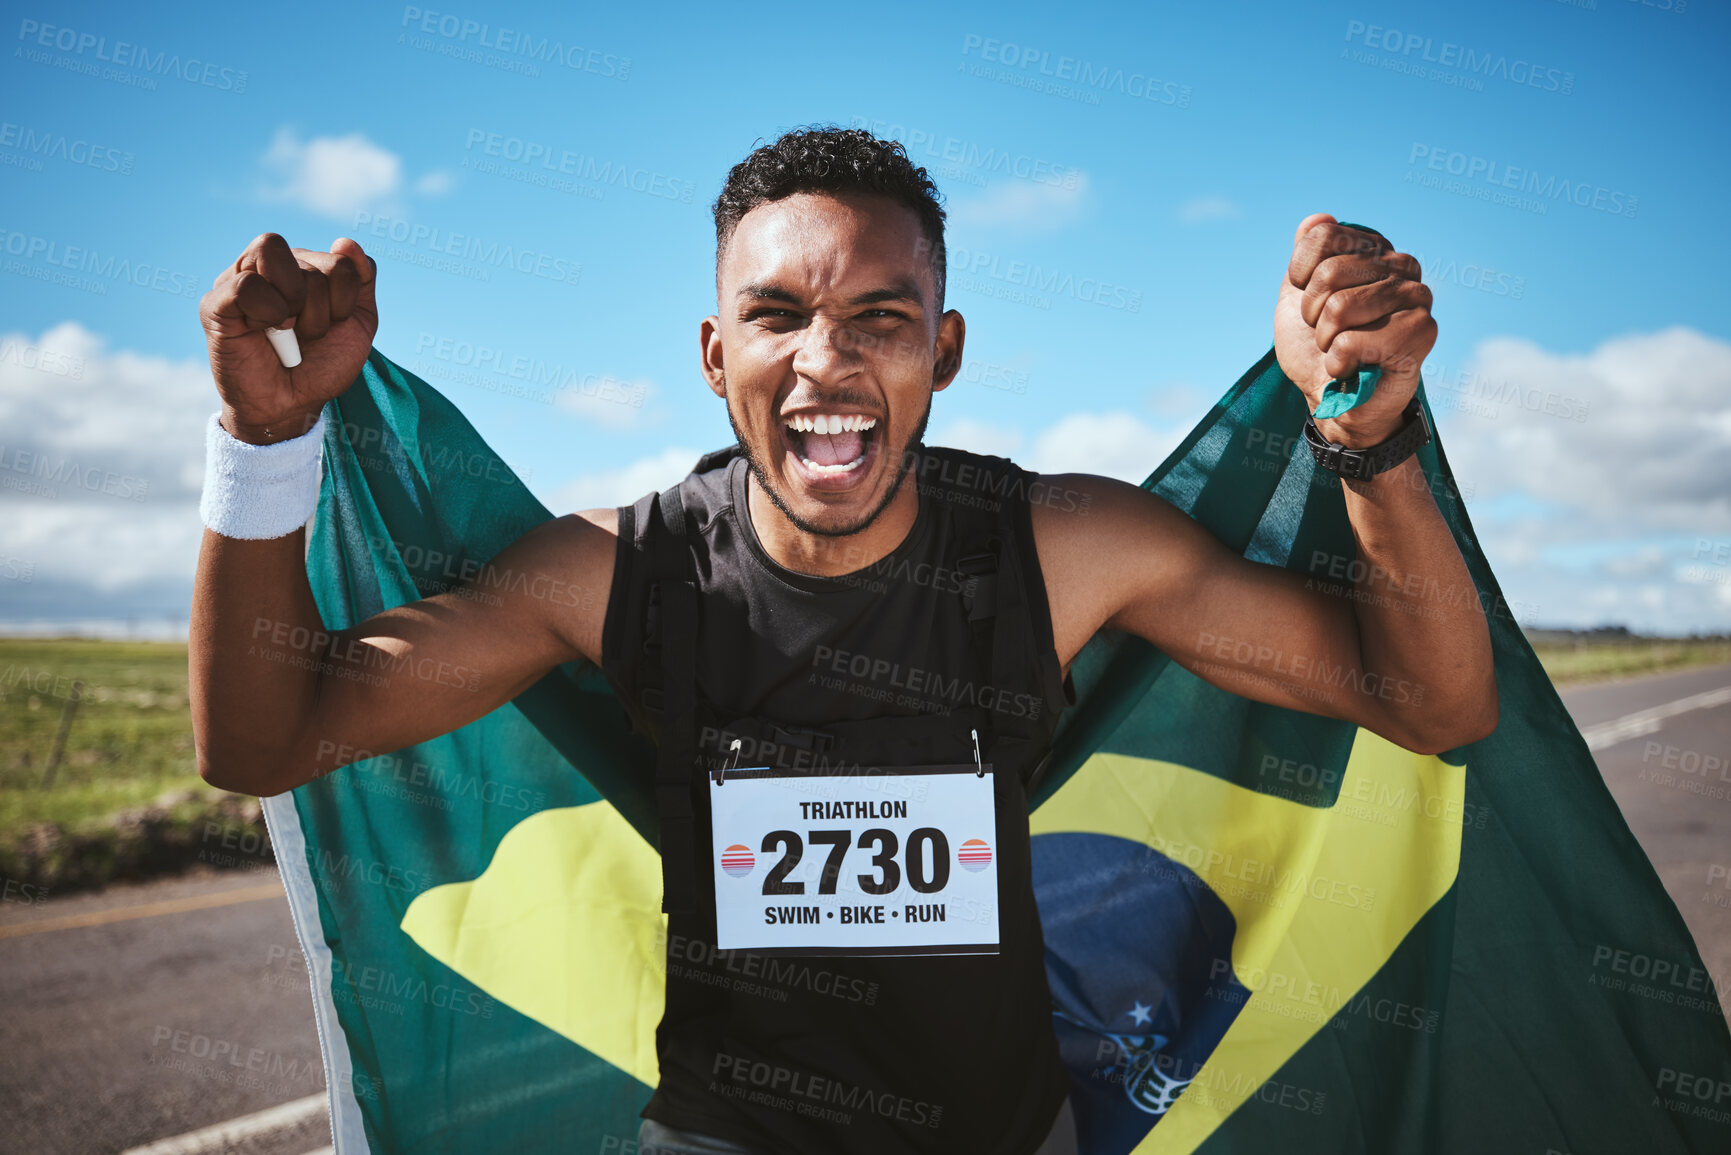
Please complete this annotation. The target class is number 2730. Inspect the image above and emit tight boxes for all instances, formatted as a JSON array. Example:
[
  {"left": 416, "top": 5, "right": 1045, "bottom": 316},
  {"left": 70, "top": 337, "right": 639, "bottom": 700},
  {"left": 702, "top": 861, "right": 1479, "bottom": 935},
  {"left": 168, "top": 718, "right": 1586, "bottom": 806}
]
[{"left": 757, "top": 828, "right": 951, "bottom": 897}]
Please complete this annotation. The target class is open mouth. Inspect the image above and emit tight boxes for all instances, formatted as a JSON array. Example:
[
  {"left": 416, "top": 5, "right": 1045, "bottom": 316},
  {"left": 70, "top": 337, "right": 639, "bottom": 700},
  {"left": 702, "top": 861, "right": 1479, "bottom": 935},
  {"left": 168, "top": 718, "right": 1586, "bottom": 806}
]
[{"left": 781, "top": 412, "right": 879, "bottom": 489}]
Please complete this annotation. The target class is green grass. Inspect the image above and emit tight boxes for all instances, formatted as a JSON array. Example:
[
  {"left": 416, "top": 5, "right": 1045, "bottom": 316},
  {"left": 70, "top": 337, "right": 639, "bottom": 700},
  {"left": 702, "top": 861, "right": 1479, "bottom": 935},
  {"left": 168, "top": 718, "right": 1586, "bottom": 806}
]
[
  {"left": 2, "top": 632, "right": 1726, "bottom": 887},
  {"left": 1530, "top": 638, "right": 1731, "bottom": 686},
  {"left": 0, "top": 637, "right": 217, "bottom": 835}
]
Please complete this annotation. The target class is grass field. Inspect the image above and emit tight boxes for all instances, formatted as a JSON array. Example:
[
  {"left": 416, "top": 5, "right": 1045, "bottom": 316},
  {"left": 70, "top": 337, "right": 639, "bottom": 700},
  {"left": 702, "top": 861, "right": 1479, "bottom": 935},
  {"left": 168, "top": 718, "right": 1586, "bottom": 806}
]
[
  {"left": 3, "top": 632, "right": 1729, "bottom": 888},
  {"left": 0, "top": 637, "right": 269, "bottom": 891},
  {"left": 1530, "top": 638, "right": 1731, "bottom": 686},
  {"left": 0, "top": 633, "right": 242, "bottom": 876},
  {"left": 0, "top": 638, "right": 216, "bottom": 835}
]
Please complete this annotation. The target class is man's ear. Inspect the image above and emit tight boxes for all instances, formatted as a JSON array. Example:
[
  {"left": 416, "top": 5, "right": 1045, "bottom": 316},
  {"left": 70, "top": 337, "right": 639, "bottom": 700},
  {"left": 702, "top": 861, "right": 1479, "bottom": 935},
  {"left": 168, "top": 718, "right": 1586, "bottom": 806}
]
[
  {"left": 931, "top": 309, "right": 966, "bottom": 394},
  {"left": 700, "top": 315, "right": 725, "bottom": 399}
]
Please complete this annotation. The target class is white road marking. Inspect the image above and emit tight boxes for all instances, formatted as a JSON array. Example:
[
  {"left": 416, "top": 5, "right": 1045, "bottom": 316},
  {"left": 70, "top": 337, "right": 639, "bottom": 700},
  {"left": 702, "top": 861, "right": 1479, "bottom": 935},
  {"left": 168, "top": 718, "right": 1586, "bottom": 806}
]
[
  {"left": 1579, "top": 685, "right": 1731, "bottom": 752},
  {"left": 117, "top": 1093, "right": 326, "bottom": 1155}
]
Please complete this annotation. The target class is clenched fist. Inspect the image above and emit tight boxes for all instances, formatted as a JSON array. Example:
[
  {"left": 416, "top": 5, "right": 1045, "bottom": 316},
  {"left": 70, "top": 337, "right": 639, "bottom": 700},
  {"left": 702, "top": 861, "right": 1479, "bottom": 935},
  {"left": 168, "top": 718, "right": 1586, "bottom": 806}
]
[
  {"left": 199, "top": 233, "right": 378, "bottom": 444},
  {"left": 1273, "top": 213, "right": 1436, "bottom": 448}
]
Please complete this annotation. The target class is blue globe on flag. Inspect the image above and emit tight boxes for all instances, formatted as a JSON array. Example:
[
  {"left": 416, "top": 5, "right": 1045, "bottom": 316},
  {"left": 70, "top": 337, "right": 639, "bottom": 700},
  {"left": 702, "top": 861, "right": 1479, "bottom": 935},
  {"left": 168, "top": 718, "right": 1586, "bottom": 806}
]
[{"left": 1033, "top": 831, "right": 1249, "bottom": 1154}]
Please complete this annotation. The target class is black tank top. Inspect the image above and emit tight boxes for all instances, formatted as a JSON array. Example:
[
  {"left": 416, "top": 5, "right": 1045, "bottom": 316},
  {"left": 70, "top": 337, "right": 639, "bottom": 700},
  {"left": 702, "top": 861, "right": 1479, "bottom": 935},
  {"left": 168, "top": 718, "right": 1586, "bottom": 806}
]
[{"left": 601, "top": 445, "right": 1074, "bottom": 1155}]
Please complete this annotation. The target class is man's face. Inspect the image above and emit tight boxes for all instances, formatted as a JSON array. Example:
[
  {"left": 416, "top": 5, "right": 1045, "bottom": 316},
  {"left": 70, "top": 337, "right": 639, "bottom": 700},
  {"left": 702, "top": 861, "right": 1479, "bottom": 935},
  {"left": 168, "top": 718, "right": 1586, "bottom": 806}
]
[{"left": 702, "top": 191, "right": 963, "bottom": 538}]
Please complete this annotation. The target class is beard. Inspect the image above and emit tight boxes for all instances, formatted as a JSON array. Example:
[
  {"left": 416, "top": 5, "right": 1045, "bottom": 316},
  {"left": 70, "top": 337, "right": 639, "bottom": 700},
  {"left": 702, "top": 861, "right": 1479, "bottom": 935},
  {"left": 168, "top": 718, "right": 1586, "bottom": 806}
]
[{"left": 724, "top": 373, "right": 932, "bottom": 540}]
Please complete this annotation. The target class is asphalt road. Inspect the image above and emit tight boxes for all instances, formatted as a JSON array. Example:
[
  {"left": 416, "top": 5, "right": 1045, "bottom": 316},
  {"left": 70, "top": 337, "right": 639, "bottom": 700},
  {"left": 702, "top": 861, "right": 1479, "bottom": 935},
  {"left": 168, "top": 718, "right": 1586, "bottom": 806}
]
[
  {"left": 1557, "top": 661, "right": 1731, "bottom": 1019},
  {"left": 0, "top": 867, "right": 329, "bottom": 1155},
  {"left": 2, "top": 660, "right": 1728, "bottom": 1154}
]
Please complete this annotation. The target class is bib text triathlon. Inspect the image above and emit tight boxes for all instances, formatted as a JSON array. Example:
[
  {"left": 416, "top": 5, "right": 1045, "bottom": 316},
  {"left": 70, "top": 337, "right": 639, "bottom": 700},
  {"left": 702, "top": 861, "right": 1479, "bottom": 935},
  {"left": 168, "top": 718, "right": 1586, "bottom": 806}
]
[{"left": 708, "top": 765, "right": 1000, "bottom": 956}]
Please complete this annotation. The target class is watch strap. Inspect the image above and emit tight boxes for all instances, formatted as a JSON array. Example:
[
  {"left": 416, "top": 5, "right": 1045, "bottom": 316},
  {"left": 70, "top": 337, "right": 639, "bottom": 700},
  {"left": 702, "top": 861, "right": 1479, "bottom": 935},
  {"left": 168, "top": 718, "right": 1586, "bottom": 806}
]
[{"left": 1303, "top": 395, "right": 1431, "bottom": 480}]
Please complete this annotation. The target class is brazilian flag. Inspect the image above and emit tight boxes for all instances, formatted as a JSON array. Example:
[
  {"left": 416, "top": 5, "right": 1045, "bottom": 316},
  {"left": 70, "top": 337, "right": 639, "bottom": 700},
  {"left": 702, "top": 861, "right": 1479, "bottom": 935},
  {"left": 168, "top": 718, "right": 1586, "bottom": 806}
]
[{"left": 263, "top": 345, "right": 1731, "bottom": 1153}]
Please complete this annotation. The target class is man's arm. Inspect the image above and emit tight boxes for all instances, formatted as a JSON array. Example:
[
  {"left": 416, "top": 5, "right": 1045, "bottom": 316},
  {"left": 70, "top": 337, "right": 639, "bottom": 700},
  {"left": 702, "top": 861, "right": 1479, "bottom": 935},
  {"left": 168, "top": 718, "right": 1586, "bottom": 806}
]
[
  {"left": 1035, "top": 216, "right": 1496, "bottom": 755},
  {"left": 1037, "top": 467, "right": 1494, "bottom": 754},
  {"left": 190, "top": 509, "right": 617, "bottom": 797},
  {"left": 190, "top": 230, "right": 618, "bottom": 795}
]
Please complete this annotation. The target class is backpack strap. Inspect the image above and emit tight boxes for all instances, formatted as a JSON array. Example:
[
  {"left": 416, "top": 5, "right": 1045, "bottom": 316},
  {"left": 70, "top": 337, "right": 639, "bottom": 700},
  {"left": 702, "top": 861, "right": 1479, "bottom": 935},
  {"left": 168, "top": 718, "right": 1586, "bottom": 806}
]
[
  {"left": 647, "top": 483, "right": 703, "bottom": 916},
  {"left": 984, "top": 518, "right": 1040, "bottom": 744},
  {"left": 943, "top": 454, "right": 1042, "bottom": 746},
  {"left": 690, "top": 443, "right": 741, "bottom": 475}
]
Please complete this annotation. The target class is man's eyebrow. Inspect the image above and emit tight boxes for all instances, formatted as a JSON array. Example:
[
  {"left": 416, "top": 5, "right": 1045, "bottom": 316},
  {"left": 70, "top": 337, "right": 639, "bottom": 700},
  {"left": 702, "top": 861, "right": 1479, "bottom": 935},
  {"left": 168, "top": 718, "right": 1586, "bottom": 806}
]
[
  {"left": 848, "top": 277, "right": 925, "bottom": 308},
  {"left": 736, "top": 278, "right": 925, "bottom": 309},
  {"left": 736, "top": 282, "right": 802, "bottom": 305}
]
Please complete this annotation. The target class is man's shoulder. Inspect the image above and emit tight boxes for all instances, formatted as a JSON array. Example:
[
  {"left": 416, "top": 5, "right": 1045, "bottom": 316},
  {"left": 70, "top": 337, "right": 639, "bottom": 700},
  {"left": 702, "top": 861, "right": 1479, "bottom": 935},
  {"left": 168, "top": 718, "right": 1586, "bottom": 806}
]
[
  {"left": 570, "top": 507, "right": 621, "bottom": 537},
  {"left": 1024, "top": 469, "right": 1180, "bottom": 543}
]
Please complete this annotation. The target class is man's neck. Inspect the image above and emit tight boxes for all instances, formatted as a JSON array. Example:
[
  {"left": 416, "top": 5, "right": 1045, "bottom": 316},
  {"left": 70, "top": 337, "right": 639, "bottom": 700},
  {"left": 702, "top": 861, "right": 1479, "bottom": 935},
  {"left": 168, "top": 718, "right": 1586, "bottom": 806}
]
[{"left": 745, "top": 470, "right": 921, "bottom": 578}]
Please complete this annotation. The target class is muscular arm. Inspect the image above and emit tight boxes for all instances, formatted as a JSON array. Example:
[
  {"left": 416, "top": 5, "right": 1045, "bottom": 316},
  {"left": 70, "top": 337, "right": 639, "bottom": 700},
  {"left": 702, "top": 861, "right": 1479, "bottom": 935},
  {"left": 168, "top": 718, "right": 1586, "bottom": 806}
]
[
  {"left": 1036, "top": 468, "right": 1495, "bottom": 755},
  {"left": 191, "top": 507, "right": 618, "bottom": 796}
]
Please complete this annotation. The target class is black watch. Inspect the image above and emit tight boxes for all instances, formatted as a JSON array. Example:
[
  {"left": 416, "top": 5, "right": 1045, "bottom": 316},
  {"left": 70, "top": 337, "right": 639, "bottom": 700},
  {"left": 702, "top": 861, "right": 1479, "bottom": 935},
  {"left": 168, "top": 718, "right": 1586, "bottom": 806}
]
[{"left": 1303, "top": 395, "right": 1431, "bottom": 481}]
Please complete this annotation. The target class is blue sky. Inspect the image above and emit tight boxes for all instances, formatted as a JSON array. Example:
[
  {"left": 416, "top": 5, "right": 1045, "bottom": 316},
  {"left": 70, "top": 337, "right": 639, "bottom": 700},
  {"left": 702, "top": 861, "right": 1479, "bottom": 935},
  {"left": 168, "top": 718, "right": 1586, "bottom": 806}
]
[{"left": 2, "top": 0, "right": 1729, "bottom": 635}]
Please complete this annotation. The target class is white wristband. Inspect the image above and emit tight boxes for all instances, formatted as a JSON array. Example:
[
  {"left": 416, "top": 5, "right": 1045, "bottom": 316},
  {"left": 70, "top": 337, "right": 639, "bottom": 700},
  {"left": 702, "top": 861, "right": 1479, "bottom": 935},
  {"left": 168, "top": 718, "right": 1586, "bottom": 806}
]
[{"left": 199, "top": 409, "right": 329, "bottom": 539}]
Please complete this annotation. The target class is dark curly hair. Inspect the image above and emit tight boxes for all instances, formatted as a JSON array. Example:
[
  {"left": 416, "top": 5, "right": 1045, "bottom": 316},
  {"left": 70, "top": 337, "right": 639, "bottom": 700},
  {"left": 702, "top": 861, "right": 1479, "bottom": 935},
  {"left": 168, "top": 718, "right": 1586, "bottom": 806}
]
[{"left": 713, "top": 124, "right": 948, "bottom": 311}]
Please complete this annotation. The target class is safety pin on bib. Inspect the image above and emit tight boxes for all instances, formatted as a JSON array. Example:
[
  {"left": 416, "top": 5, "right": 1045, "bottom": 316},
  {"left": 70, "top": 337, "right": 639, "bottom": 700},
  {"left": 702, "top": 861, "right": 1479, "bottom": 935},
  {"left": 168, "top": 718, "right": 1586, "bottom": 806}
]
[
  {"left": 972, "top": 729, "right": 984, "bottom": 777},
  {"left": 713, "top": 738, "right": 741, "bottom": 786}
]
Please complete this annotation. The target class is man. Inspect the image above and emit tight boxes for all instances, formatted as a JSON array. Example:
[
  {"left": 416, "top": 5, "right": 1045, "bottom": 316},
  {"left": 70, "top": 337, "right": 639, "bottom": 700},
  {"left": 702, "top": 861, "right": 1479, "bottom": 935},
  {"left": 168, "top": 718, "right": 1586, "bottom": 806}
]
[{"left": 191, "top": 126, "right": 1496, "bottom": 1154}]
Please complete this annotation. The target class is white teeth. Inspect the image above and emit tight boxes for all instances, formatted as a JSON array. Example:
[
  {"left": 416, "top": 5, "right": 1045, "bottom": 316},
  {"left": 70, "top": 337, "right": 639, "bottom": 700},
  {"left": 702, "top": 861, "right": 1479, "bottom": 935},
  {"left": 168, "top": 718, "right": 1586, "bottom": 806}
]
[
  {"left": 784, "top": 413, "right": 878, "bottom": 434},
  {"left": 787, "top": 414, "right": 873, "bottom": 474},
  {"left": 799, "top": 453, "right": 866, "bottom": 474}
]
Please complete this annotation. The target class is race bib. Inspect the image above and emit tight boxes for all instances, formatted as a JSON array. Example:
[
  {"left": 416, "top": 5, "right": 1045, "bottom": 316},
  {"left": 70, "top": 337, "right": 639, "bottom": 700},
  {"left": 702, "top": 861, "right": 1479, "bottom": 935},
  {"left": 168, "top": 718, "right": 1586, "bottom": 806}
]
[{"left": 709, "top": 765, "right": 1000, "bottom": 956}]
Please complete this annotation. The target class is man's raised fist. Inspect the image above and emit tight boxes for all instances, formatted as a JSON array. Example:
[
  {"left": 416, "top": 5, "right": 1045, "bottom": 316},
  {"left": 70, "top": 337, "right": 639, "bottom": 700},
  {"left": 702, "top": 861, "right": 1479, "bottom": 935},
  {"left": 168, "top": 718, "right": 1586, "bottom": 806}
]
[
  {"left": 1273, "top": 213, "right": 1436, "bottom": 448},
  {"left": 199, "top": 233, "right": 378, "bottom": 444}
]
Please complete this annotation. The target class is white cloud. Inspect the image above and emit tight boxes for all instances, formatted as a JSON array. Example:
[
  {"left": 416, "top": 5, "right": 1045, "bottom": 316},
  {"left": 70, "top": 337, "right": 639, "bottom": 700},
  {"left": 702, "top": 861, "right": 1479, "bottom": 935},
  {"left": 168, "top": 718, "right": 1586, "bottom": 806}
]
[
  {"left": 0, "top": 322, "right": 220, "bottom": 602},
  {"left": 1145, "top": 381, "right": 1214, "bottom": 419},
  {"left": 949, "top": 173, "right": 1090, "bottom": 233},
  {"left": 0, "top": 323, "right": 690, "bottom": 625},
  {"left": 1177, "top": 196, "right": 1241, "bottom": 224},
  {"left": 1461, "top": 537, "right": 1731, "bottom": 632},
  {"left": 926, "top": 418, "right": 1023, "bottom": 461},
  {"left": 1424, "top": 327, "right": 1731, "bottom": 631},
  {"left": 5, "top": 500, "right": 204, "bottom": 594},
  {"left": 1029, "top": 411, "right": 1184, "bottom": 483},
  {"left": 539, "top": 446, "right": 703, "bottom": 514},
  {"left": 1479, "top": 526, "right": 1542, "bottom": 569},
  {"left": 415, "top": 169, "right": 455, "bottom": 197},
  {"left": 1444, "top": 327, "right": 1731, "bottom": 534},
  {"left": 1600, "top": 546, "right": 1668, "bottom": 579},
  {"left": 931, "top": 410, "right": 1185, "bottom": 484},
  {"left": 260, "top": 128, "right": 402, "bottom": 219},
  {"left": 553, "top": 375, "right": 657, "bottom": 429}
]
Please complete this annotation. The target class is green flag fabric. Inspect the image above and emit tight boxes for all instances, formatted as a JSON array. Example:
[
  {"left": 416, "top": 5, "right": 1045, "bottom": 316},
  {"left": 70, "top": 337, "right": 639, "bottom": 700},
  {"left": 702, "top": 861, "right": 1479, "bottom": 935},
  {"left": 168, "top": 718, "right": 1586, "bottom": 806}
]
[{"left": 261, "top": 345, "right": 1731, "bottom": 1154}]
